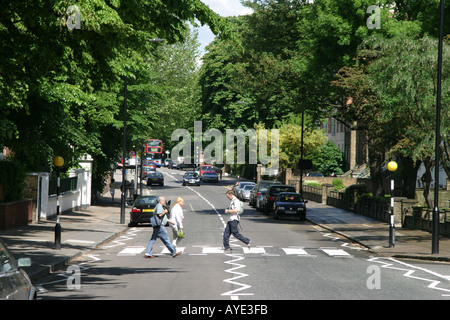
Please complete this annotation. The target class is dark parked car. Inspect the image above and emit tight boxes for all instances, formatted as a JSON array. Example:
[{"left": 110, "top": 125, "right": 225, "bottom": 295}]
[
  {"left": 202, "top": 170, "right": 219, "bottom": 183},
  {"left": 168, "top": 160, "right": 179, "bottom": 169},
  {"left": 273, "top": 192, "right": 308, "bottom": 221},
  {"left": 182, "top": 171, "right": 200, "bottom": 186},
  {"left": 255, "top": 190, "right": 267, "bottom": 211},
  {"left": 129, "top": 195, "right": 159, "bottom": 226},
  {"left": 307, "top": 171, "right": 324, "bottom": 177},
  {"left": 249, "top": 180, "right": 281, "bottom": 207},
  {"left": 146, "top": 171, "right": 164, "bottom": 186},
  {"left": 0, "top": 239, "right": 37, "bottom": 300},
  {"left": 262, "top": 184, "right": 296, "bottom": 214}
]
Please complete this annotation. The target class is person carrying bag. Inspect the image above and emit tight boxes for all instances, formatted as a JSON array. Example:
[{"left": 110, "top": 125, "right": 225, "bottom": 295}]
[
  {"left": 145, "top": 196, "right": 181, "bottom": 259},
  {"left": 170, "top": 197, "right": 186, "bottom": 248}
]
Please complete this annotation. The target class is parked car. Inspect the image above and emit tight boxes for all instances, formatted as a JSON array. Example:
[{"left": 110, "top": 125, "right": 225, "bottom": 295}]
[
  {"left": 129, "top": 195, "right": 159, "bottom": 226},
  {"left": 234, "top": 182, "right": 255, "bottom": 199},
  {"left": 0, "top": 239, "right": 37, "bottom": 300},
  {"left": 273, "top": 192, "right": 308, "bottom": 221},
  {"left": 255, "top": 190, "right": 267, "bottom": 211},
  {"left": 168, "top": 160, "right": 179, "bottom": 169},
  {"left": 240, "top": 184, "right": 255, "bottom": 202},
  {"left": 182, "top": 171, "right": 200, "bottom": 186},
  {"left": 249, "top": 180, "right": 281, "bottom": 207},
  {"left": 262, "top": 184, "right": 297, "bottom": 214},
  {"left": 202, "top": 170, "right": 219, "bottom": 183},
  {"left": 146, "top": 171, "right": 164, "bottom": 186},
  {"left": 307, "top": 171, "right": 324, "bottom": 177}
]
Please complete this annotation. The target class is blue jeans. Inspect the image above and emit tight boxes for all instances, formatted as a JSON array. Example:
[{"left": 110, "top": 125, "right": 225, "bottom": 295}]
[
  {"left": 223, "top": 220, "right": 250, "bottom": 250},
  {"left": 145, "top": 226, "right": 177, "bottom": 256}
]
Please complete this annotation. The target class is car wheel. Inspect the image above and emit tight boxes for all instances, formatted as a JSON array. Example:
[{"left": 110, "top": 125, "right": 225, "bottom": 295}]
[
  {"left": 273, "top": 210, "right": 279, "bottom": 220},
  {"left": 128, "top": 221, "right": 138, "bottom": 227}
]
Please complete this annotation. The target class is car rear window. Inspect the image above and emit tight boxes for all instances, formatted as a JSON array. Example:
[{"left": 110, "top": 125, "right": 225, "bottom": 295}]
[
  {"left": 271, "top": 186, "right": 295, "bottom": 194},
  {"left": 135, "top": 197, "right": 158, "bottom": 205}
]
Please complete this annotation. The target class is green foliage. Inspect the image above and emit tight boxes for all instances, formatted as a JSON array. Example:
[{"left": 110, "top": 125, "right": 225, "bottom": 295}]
[
  {"left": 332, "top": 179, "right": 345, "bottom": 192},
  {"left": 310, "top": 140, "right": 344, "bottom": 176},
  {"left": 1, "top": 0, "right": 228, "bottom": 193},
  {"left": 0, "top": 160, "right": 26, "bottom": 202}
]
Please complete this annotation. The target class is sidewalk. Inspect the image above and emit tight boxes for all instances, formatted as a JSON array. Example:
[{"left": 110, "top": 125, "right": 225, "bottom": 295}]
[
  {"left": 1, "top": 181, "right": 449, "bottom": 284},
  {"left": 0, "top": 195, "right": 128, "bottom": 282},
  {"left": 307, "top": 201, "right": 450, "bottom": 262}
]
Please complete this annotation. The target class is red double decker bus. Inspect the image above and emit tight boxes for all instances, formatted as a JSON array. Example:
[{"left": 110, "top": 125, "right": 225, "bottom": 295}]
[{"left": 145, "top": 139, "right": 163, "bottom": 167}]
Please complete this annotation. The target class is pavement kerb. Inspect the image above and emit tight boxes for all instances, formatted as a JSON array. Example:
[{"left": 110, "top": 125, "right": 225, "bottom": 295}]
[{"left": 27, "top": 222, "right": 130, "bottom": 282}]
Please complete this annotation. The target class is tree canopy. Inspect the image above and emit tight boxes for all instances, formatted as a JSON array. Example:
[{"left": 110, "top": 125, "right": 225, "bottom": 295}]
[{"left": 1, "top": 0, "right": 229, "bottom": 191}]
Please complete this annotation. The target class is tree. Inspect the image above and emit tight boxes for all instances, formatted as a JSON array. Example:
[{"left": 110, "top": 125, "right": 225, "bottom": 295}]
[
  {"left": 334, "top": 33, "right": 450, "bottom": 202},
  {"left": 311, "top": 140, "right": 344, "bottom": 176},
  {"left": 1, "top": 0, "right": 229, "bottom": 192},
  {"left": 276, "top": 115, "right": 327, "bottom": 171}
]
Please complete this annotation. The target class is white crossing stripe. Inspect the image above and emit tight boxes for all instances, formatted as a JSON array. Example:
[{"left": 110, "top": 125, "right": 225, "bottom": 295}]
[
  {"left": 118, "top": 246, "right": 146, "bottom": 256},
  {"left": 282, "top": 248, "right": 309, "bottom": 256},
  {"left": 203, "top": 247, "right": 225, "bottom": 254},
  {"left": 161, "top": 247, "right": 186, "bottom": 254},
  {"left": 321, "top": 248, "right": 352, "bottom": 257},
  {"left": 243, "top": 247, "right": 266, "bottom": 254}
]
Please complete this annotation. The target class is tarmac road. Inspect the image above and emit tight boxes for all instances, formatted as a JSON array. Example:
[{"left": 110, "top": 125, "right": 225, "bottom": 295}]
[{"left": 33, "top": 168, "right": 450, "bottom": 300}]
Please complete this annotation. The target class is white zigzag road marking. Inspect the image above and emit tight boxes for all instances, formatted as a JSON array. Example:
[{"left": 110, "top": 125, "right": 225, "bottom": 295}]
[
  {"left": 368, "top": 257, "right": 450, "bottom": 296},
  {"left": 102, "top": 228, "right": 142, "bottom": 249},
  {"left": 222, "top": 253, "right": 253, "bottom": 297},
  {"left": 165, "top": 170, "right": 253, "bottom": 300}
]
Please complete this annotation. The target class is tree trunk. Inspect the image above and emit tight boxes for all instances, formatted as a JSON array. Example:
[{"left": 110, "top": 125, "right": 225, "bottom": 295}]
[
  {"left": 421, "top": 157, "right": 433, "bottom": 208},
  {"left": 400, "top": 156, "right": 421, "bottom": 199},
  {"left": 368, "top": 148, "right": 385, "bottom": 197}
]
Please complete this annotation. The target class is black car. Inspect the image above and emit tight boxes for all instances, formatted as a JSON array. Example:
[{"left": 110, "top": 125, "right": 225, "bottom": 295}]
[
  {"left": 182, "top": 171, "right": 200, "bottom": 186},
  {"left": 273, "top": 192, "right": 308, "bottom": 221},
  {"left": 128, "top": 195, "right": 159, "bottom": 226},
  {"left": 262, "top": 184, "right": 296, "bottom": 214},
  {"left": 146, "top": 171, "right": 164, "bottom": 186},
  {"left": 202, "top": 170, "right": 218, "bottom": 182},
  {"left": 249, "top": 180, "right": 281, "bottom": 207}
]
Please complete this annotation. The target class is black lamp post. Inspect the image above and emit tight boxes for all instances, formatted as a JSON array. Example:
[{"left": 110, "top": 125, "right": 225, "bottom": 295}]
[
  {"left": 433, "top": 0, "right": 444, "bottom": 254},
  {"left": 53, "top": 156, "right": 64, "bottom": 249}
]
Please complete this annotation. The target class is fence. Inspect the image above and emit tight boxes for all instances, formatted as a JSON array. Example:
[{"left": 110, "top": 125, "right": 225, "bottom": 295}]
[{"left": 48, "top": 177, "right": 78, "bottom": 196}]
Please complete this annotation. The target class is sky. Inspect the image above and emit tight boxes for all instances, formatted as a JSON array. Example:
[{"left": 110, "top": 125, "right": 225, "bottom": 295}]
[{"left": 196, "top": 0, "right": 253, "bottom": 55}]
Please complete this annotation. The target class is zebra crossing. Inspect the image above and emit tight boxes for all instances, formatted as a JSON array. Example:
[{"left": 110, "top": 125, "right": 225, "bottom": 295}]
[{"left": 117, "top": 245, "right": 354, "bottom": 258}]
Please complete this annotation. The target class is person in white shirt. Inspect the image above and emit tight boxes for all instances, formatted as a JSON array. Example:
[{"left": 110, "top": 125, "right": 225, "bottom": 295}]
[
  {"left": 223, "top": 190, "right": 251, "bottom": 252},
  {"left": 170, "top": 197, "right": 185, "bottom": 247}
]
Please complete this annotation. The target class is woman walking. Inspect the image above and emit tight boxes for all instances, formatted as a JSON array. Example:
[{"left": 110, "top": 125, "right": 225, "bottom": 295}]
[{"left": 170, "top": 197, "right": 185, "bottom": 248}]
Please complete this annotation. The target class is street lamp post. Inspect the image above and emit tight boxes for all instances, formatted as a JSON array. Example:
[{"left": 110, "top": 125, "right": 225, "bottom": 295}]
[
  {"left": 120, "top": 42, "right": 128, "bottom": 225},
  {"left": 432, "top": 0, "right": 444, "bottom": 255},
  {"left": 53, "top": 156, "right": 64, "bottom": 250},
  {"left": 387, "top": 161, "right": 398, "bottom": 248}
]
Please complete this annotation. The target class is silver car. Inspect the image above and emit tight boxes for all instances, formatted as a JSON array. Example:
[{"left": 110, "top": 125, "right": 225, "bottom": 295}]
[
  {"left": 0, "top": 239, "right": 36, "bottom": 300},
  {"left": 240, "top": 184, "right": 255, "bottom": 202}
]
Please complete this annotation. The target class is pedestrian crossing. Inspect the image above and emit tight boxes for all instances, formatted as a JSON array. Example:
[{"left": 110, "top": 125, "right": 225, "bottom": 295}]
[{"left": 117, "top": 245, "right": 354, "bottom": 258}]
